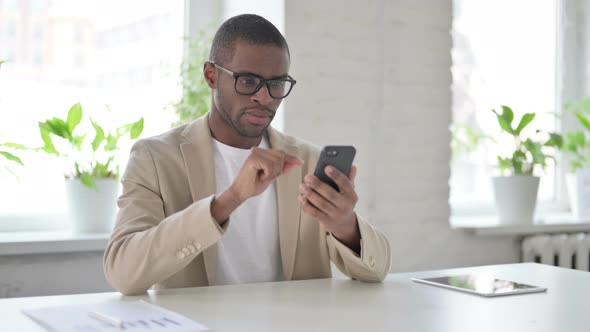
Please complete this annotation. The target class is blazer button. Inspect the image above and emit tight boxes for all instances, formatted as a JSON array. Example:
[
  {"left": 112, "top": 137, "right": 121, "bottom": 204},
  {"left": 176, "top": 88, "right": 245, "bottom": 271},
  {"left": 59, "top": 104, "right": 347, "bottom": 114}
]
[
  {"left": 187, "top": 244, "right": 196, "bottom": 254},
  {"left": 176, "top": 251, "right": 185, "bottom": 259}
]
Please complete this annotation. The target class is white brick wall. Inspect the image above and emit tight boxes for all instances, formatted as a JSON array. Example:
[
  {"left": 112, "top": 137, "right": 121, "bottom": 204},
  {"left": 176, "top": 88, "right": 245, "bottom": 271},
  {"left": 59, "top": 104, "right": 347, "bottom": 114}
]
[
  {"left": 582, "top": 0, "right": 590, "bottom": 95},
  {"left": 284, "top": 0, "right": 520, "bottom": 272}
]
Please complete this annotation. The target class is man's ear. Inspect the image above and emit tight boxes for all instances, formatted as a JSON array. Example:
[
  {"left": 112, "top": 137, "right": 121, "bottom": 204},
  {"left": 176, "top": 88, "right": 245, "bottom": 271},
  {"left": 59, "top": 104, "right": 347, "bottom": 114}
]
[{"left": 203, "top": 62, "right": 217, "bottom": 89}]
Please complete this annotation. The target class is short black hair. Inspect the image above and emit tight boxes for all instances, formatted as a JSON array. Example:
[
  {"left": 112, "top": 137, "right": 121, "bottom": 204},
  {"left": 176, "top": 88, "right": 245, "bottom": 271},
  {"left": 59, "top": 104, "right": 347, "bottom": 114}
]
[{"left": 209, "top": 14, "right": 290, "bottom": 65}]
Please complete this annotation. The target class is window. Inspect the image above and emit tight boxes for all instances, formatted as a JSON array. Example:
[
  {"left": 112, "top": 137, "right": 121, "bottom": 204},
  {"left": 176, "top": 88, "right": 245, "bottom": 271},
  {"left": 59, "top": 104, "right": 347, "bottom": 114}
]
[
  {"left": 450, "top": 0, "right": 560, "bottom": 215},
  {"left": 0, "top": 0, "right": 184, "bottom": 230}
]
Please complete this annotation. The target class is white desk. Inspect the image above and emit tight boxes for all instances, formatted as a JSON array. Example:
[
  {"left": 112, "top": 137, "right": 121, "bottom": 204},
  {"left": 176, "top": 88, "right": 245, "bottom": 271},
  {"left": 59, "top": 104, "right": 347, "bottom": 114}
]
[{"left": 2, "top": 263, "right": 588, "bottom": 332}]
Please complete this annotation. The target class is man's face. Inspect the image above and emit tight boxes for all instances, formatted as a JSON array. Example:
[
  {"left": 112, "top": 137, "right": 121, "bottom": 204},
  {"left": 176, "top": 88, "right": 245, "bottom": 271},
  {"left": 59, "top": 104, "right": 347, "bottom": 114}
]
[{"left": 211, "top": 41, "right": 290, "bottom": 138}]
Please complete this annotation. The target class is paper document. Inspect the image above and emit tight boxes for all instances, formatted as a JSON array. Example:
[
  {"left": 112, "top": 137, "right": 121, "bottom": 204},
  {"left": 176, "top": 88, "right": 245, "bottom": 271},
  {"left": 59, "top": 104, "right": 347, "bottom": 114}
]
[{"left": 23, "top": 300, "right": 209, "bottom": 332}]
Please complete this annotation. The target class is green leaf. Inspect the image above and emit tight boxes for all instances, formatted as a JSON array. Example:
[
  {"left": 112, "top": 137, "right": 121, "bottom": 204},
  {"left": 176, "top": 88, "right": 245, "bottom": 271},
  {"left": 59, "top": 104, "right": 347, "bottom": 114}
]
[
  {"left": 104, "top": 134, "right": 118, "bottom": 151},
  {"left": 492, "top": 106, "right": 515, "bottom": 135},
  {"left": 497, "top": 156, "right": 511, "bottom": 175},
  {"left": 92, "top": 157, "right": 115, "bottom": 178},
  {"left": 130, "top": 118, "right": 144, "bottom": 139},
  {"left": 44, "top": 118, "right": 71, "bottom": 139},
  {"left": 566, "top": 131, "right": 585, "bottom": 147},
  {"left": 510, "top": 150, "right": 530, "bottom": 174},
  {"left": 72, "top": 135, "right": 86, "bottom": 151},
  {"left": 524, "top": 139, "right": 545, "bottom": 166},
  {"left": 67, "top": 103, "right": 83, "bottom": 133},
  {"left": 0, "top": 142, "right": 29, "bottom": 150},
  {"left": 500, "top": 105, "right": 514, "bottom": 124},
  {"left": 514, "top": 113, "right": 535, "bottom": 135},
  {"left": 545, "top": 133, "right": 563, "bottom": 148},
  {"left": 38, "top": 123, "right": 59, "bottom": 155},
  {"left": 0, "top": 150, "right": 24, "bottom": 166},
  {"left": 571, "top": 160, "right": 584, "bottom": 172},
  {"left": 79, "top": 172, "right": 96, "bottom": 190},
  {"left": 75, "top": 162, "right": 81, "bottom": 177},
  {"left": 575, "top": 111, "right": 590, "bottom": 131},
  {"left": 94, "top": 163, "right": 106, "bottom": 177},
  {"left": 91, "top": 119, "right": 105, "bottom": 152}
]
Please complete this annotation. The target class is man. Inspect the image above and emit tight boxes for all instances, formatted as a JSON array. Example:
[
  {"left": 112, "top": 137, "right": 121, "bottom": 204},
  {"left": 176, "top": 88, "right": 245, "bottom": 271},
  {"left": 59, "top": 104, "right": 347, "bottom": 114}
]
[{"left": 103, "top": 14, "right": 391, "bottom": 295}]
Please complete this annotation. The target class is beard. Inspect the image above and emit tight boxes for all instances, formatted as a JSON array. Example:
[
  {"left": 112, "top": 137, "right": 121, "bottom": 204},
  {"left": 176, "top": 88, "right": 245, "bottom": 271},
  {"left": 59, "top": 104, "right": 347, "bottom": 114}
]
[{"left": 216, "top": 88, "right": 275, "bottom": 138}]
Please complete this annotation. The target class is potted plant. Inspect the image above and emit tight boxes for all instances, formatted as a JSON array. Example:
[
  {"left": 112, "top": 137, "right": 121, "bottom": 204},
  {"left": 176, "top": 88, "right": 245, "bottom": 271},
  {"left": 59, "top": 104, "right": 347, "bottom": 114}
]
[
  {"left": 491, "top": 105, "right": 562, "bottom": 224},
  {"left": 169, "top": 32, "right": 212, "bottom": 127},
  {"left": 562, "top": 97, "right": 590, "bottom": 220},
  {"left": 33, "top": 103, "right": 144, "bottom": 233}
]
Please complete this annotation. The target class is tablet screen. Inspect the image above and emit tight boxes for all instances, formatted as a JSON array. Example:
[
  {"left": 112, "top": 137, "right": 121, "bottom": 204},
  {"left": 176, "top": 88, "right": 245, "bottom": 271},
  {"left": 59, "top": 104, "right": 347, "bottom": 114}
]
[{"left": 412, "top": 275, "right": 547, "bottom": 296}]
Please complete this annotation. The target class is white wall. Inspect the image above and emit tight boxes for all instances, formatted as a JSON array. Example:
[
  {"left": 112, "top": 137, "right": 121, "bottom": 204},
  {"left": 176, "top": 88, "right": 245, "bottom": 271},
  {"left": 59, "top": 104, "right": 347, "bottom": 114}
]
[
  {"left": 0, "top": 252, "right": 110, "bottom": 298},
  {"left": 283, "top": 0, "right": 520, "bottom": 272},
  {"left": 580, "top": 0, "right": 590, "bottom": 95}
]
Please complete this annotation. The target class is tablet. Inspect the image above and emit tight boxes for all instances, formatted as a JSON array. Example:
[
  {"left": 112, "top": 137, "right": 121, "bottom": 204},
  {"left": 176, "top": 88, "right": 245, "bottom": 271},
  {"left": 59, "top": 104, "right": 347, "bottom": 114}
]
[{"left": 411, "top": 274, "right": 547, "bottom": 297}]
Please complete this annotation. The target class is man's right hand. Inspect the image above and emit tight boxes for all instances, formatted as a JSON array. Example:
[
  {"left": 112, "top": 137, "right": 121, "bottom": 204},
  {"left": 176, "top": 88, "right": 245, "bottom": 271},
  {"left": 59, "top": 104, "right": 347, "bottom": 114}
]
[
  {"left": 232, "top": 147, "right": 303, "bottom": 201},
  {"left": 211, "top": 148, "right": 303, "bottom": 225}
]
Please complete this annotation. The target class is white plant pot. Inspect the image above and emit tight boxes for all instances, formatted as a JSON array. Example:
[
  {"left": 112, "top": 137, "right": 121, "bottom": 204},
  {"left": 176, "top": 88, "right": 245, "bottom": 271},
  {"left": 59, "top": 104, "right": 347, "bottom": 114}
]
[
  {"left": 65, "top": 178, "right": 119, "bottom": 233},
  {"left": 566, "top": 169, "right": 590, "bottom": 220},
  {"left": 492, "top": 175, "right": 540, "bottom": 224}
]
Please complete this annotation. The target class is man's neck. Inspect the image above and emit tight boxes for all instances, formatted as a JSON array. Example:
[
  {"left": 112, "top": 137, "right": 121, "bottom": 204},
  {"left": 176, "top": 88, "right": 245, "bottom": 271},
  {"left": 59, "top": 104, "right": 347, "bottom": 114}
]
[{"left": 208, "top": 113, "right": 263, "bottom": 149}]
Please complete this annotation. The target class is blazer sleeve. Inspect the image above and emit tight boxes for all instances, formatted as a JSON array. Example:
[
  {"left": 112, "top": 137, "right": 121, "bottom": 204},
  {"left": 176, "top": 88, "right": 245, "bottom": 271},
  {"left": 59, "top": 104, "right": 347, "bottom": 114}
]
[
  {"left": 103, "top": 140, "right": 226, "bottom": 295},
  {"left": 326, "top": 214, "right": 391, "bottom": 282}
]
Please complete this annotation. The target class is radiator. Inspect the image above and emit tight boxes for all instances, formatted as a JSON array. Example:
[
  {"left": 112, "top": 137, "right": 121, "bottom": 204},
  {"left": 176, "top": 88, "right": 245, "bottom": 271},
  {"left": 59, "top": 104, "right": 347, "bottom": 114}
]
[{"left": 522, "top": 233, "right": 590, "bottom": 271}]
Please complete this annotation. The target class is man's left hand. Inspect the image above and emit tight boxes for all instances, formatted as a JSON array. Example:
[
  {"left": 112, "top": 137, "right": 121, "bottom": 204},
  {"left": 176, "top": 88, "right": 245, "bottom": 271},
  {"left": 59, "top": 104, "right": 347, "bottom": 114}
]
[{"left": 298, "top": 165, "right": 361, "bottom": 253}]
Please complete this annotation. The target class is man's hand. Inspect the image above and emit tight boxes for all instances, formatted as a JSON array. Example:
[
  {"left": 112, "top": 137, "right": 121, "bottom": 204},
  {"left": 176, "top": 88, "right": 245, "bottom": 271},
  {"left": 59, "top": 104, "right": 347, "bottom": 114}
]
[
  {"left": 211, "top": 148, "right": 303, "bottom": 225},
  {"left": 232, "top": 147, "right": 304, "bottom": 201},
  {"left": 298, "top": 165, "right": 361, "bottom": 253}
]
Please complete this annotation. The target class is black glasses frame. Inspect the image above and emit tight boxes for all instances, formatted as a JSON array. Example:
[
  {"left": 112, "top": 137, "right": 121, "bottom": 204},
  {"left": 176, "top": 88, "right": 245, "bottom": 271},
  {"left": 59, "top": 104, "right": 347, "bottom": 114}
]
[{"left": 210, "top": 62, "right": 296, "bottom": 99}]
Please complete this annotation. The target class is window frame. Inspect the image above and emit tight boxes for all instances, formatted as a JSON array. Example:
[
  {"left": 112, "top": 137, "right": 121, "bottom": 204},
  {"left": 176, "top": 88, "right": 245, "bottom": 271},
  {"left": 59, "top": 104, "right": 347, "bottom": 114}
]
[
  {"left": 0, "top": 1, "right": 191, "bottom": 232},
  {"left": 450, "top": 0, "right": 574, "bottom": 219}
]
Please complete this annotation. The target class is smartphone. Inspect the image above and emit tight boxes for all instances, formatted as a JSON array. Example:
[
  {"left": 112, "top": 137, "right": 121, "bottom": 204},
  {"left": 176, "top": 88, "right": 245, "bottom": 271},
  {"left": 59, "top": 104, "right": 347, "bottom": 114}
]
[{"left": 313, "top": 146, "right": 356, "bottom": 192}]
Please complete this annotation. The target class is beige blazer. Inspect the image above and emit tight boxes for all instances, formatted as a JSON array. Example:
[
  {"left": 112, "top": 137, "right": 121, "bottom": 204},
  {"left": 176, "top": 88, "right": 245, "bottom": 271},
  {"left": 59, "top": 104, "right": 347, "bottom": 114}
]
[{"left": 103, "top": 114, "right": 391, "bottom": 295}]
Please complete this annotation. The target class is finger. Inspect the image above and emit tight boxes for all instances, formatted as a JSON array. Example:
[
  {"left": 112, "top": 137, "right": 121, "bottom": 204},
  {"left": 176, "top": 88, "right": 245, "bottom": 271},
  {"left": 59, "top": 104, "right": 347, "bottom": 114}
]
[
  {"left": 349, "top": 165, "right": 357, "bottom": 183},
  {"left": 324, "top": 166, "right": 354, "bottom": 194},
  {"left": 260, "top": 149, "right": 302, "bottom": 176},
  {"left": 280, "top": 153, "right": 304, "bottom": 175},
  {"left": 282, "top": 159, "right": 303, "bottom": 174},
  {"left": 283, "top": 153, "right": 304, "bottom": 166},
  {"left": 303, "top": 174, "right": 346, "bottom": 209},
  {"left": 266, "top": 151, "right": 285, "bottom": 179},
  {"left": 299, "top": 195, "right": 330, "bottom": 222},
  {"left": 303, "top": 186, "right": 339, "bottom": 217},
  {"left": 253, "top": 152, "right": 280, "bottom": 182}
]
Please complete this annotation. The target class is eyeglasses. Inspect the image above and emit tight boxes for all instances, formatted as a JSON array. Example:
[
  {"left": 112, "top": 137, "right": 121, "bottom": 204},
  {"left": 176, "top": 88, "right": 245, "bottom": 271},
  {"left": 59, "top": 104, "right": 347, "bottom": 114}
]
[{"left": 211, "top": 62, "right": 296, "bottom": 99}]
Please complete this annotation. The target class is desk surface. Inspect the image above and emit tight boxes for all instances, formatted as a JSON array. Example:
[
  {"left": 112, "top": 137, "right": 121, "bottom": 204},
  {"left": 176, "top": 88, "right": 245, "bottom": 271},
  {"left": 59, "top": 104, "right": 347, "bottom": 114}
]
[{"left": 2, "top": 263, "right": 588, "bottom": 332}]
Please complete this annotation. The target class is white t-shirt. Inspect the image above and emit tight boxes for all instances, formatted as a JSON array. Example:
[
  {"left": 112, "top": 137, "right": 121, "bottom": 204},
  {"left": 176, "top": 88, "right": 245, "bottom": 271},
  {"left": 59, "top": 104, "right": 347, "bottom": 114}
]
[{"left": 212, "top": 135, "right": 284, "bottom": 286}]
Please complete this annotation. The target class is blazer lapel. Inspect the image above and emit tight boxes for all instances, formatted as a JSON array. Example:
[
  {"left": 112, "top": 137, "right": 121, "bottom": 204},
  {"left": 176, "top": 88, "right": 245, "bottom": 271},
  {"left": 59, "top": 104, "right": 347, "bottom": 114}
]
[
  {"left": 179, "top": 118, "right": 302, "bottom": 283},
  {"left": 267, "top": 127, "right": 301, "bottom": 280},
  {"left": 179, "top": 114, "right": 218, "bottom": 285}
]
